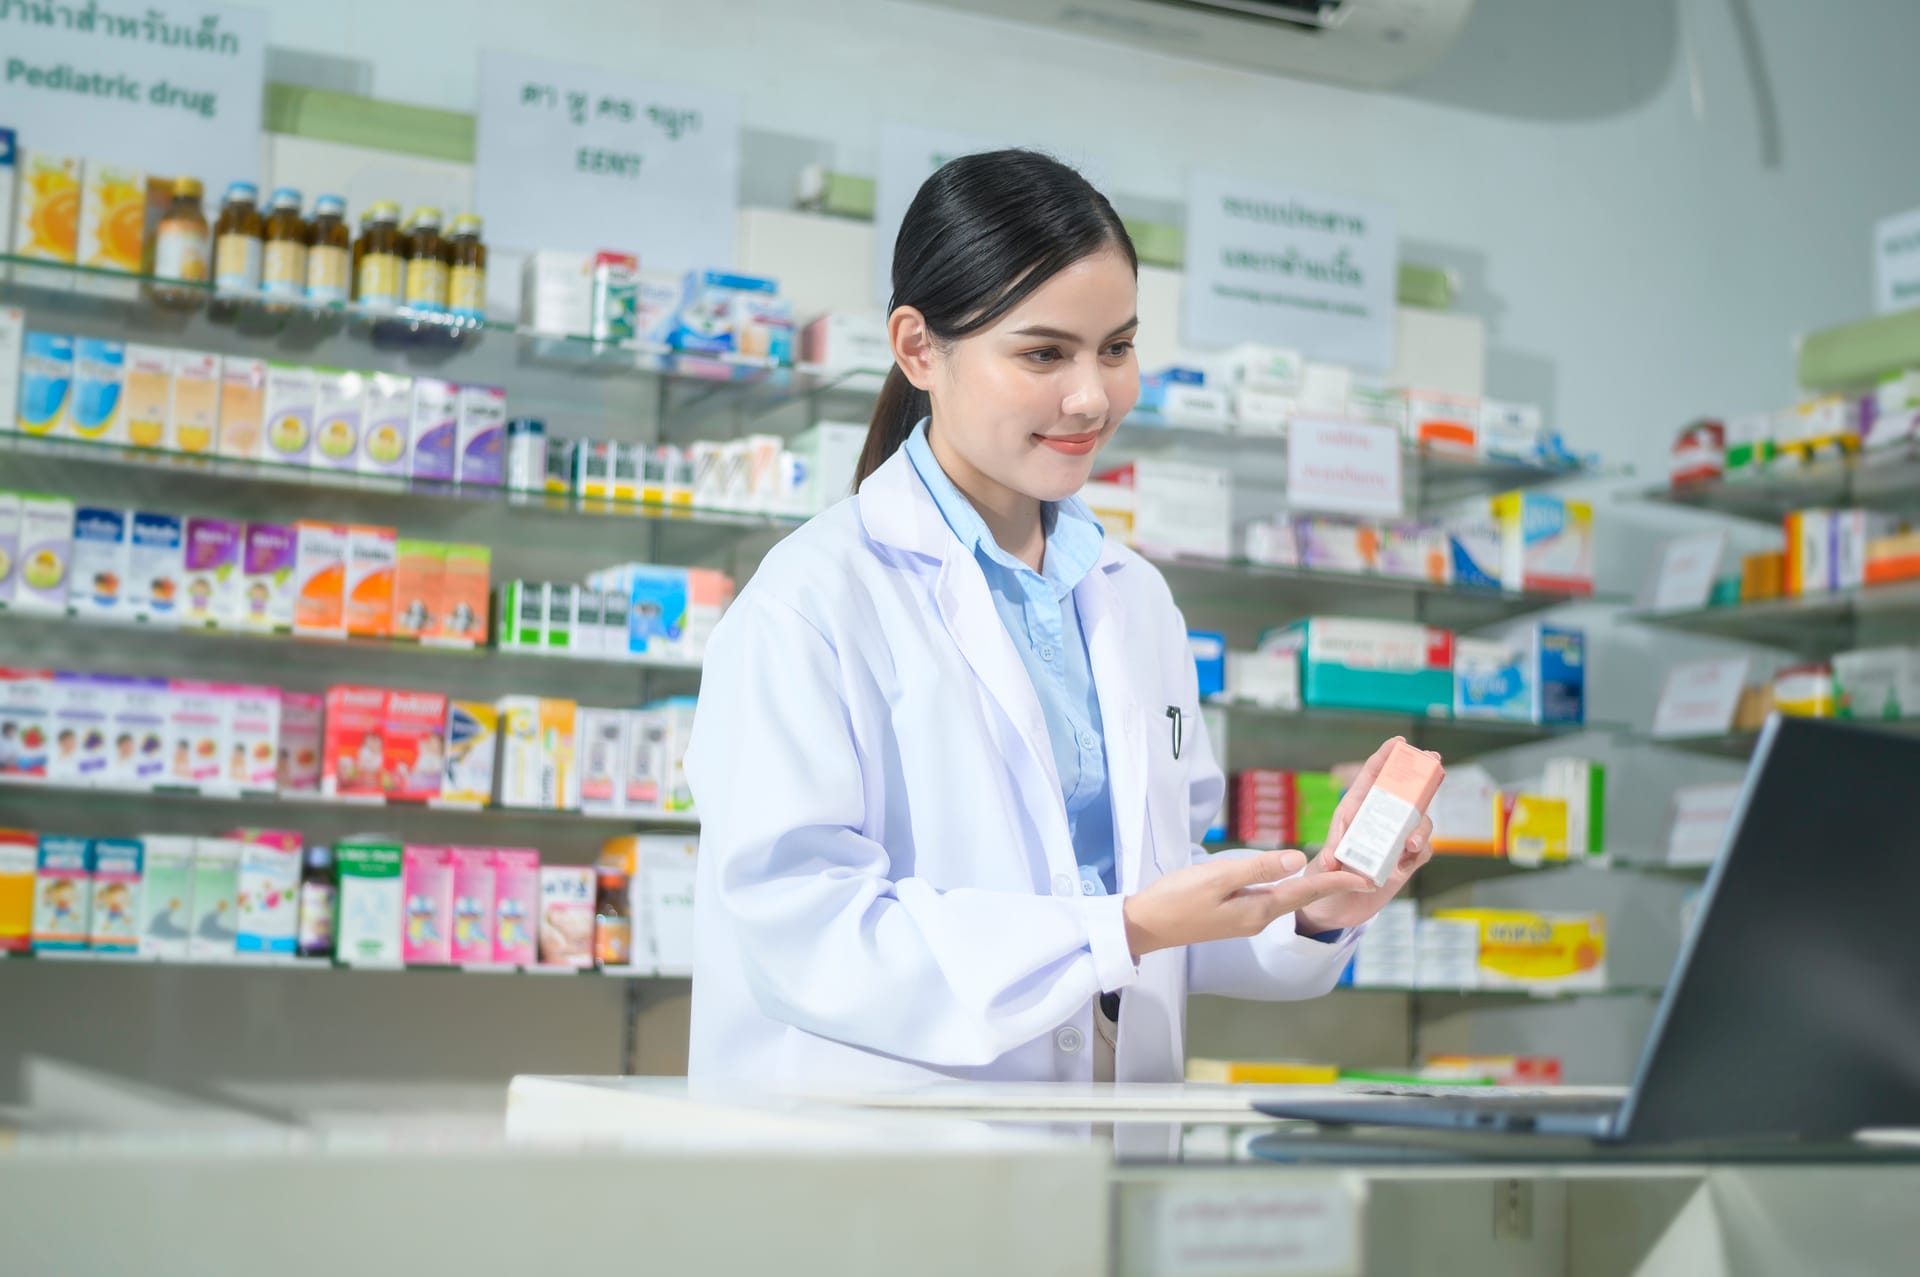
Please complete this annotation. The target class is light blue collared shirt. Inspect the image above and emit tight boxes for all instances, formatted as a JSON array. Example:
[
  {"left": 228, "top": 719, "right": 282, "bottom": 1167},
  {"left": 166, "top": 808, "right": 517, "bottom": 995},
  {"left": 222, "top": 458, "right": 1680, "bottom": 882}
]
[{"left": 905, "top": 420, "right": 1117, "bottom": 895}]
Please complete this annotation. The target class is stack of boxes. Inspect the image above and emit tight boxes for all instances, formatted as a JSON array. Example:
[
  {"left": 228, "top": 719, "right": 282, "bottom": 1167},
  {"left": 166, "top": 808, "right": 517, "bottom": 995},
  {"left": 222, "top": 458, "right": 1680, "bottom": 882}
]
[{"left": 1228, "top": 770, "right": 1339, "bottom": 849}]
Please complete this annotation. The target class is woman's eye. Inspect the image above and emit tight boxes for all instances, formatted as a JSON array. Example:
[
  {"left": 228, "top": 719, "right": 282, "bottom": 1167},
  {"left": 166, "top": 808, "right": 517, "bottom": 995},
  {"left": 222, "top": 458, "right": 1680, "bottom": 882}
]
[
  {"left": 1103, "top": 341, "right": 1135, "bottom": 359},
  {"left": 1023, "top": 348, "right": 1062, "bottom": 365}
]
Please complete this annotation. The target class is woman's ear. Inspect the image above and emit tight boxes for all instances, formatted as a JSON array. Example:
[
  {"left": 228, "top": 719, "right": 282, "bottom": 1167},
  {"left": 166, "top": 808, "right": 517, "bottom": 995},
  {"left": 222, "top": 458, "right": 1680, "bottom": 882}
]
[{"left": 889, "top": 306, "right": 938, "bottom": 392}]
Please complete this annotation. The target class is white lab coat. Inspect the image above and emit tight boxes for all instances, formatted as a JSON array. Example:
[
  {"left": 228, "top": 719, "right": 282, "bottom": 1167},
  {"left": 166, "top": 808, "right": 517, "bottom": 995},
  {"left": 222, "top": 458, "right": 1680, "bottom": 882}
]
[{"left": 685, "top": 447, "right": 1362, "bottom": 1088}]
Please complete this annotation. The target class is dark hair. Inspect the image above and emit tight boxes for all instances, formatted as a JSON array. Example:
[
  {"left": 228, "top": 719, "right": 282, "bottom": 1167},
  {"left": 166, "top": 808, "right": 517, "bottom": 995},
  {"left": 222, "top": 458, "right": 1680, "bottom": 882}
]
[{"left": 856, "top": 149, "right": 1136, "bottom": 488}]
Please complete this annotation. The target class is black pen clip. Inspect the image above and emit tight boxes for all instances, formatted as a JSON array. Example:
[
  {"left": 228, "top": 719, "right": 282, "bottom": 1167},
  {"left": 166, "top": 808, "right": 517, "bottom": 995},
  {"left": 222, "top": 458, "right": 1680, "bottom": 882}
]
[{"left": 1167, "top": 706, "right": 1183, "bottom": 760}]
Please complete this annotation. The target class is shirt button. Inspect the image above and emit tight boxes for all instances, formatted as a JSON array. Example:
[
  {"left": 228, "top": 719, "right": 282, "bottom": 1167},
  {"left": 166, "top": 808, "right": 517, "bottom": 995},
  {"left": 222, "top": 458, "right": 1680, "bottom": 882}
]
[
  {"left": 1039, "top": 644, "right": 1055, "bottom": 661},
  {"left": 1052, "top": 874, "right": 1075, "bottom": 897},
  {"left": 1054, "top": 1026, "right": 1084, "bottom": 1054},
  {"left": 1079, "top": 730, "right": 1098, "bottom": 750},
  {"left": 1080, "top": 878, "right": 1096, "bottom": 896}
]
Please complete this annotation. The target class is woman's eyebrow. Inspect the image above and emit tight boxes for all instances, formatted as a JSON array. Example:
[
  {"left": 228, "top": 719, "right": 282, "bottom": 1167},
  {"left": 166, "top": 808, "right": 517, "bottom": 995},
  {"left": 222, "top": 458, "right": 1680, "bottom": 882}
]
[{"left": 1009, "top": 317, "right": 1140, "bottom": 341}]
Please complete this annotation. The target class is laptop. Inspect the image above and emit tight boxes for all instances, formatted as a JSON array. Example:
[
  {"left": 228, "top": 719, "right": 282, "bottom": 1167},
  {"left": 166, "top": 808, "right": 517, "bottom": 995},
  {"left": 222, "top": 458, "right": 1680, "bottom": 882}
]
[{"left": 1257, "top": 715, "right": 1920, "bottom": 1144}]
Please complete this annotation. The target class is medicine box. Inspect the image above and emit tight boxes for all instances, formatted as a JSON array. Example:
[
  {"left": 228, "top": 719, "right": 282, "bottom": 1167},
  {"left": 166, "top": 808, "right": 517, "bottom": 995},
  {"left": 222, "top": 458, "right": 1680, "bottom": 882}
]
[
  {"left": 1376, "top": 523, "right": 1451, "bottom": 585},
  {"left": 32, "top": 833, "right": 92, "bottom": 951},
  {"left": 69, "top": 506, "right": 131, "bottom": 622},
  {"left": 321, "top": 684, "right": 387, "bottom": 799},
  {"left": 238, "top": 523, "right": 296, "bottom": 633},
  {"left": 1298, "top": 518, "right": 1377, "bottom": 576},
  {"left": 576, "top": 707, "right": 626, "bottom": 815},
  {"left": 1835, "top": 646, "right": 1920, "bottom": 721},
  {"left": 15, "top": 493, "right": 74, "bottom": 614},
  {"left": 233, "top": 829, "right": 300, "bottom": 955},
  {"left": 277, "top": 692, "right": 323, "bottom": 793},
  {"left": 0, "top": 667, "right": 55, "bottom": 781},
  {"left": 216, "top": 357, "right": 267, "bottom": 460},
  {"left": 408, "top": 376, "right": 458, "bottom": 483},
  {"left": 1188, "top": 631, "right": 1226, "bottom": 701},
  {"left": 0, "top": 308, "right": 21, "bottom": 439},
  {"left": 401, "top": 845, "right": 453, "bottom": 966},
  {"left": 1453, "top": 636, "right": 1531, "bottom": 722},
  {"left": 538, "top": 865, "right": 595, "bottom": 968},
  {"left": 293, "top": 521, "right": 349, "bottom": 637},
  {"left": 169, "top": 351, "right": 221, "bottom": 455},
  {"left": 312, "top": 368, "right": 365, "bottom": 471},
  {"left": 391, "top": 540, "right": 443, "bottom": 640},
  {"left": 1491, "top": 493, "right": 1593, "bottom": 596},
  {"left": 50, "top": 672, "right": 113, "bottom": 786},
  {"left": 433, "top": 544, "right": 490, "bottom": 645},
  {"left": 360, "top": 372, "right": 413, "bottom": 477},
  {"left": 110, "top": 675, "right": 169, "bottom": 791},
  {"left": 1502, "top": 795, "right": 1570, "bottom": 865},
  {"left": 262, "top": 363, "right": 317, "bottom": 466},
  {"left": 457, "top": 384, "right": 506, "bottom": 487},
  {"left": 1428, "top": 763, "right": 1502, "bottom": 856},
  {"left": 186, "top": 835, "right": 241, "bottom": 960},
  {"left": 0, "top": 830, "right": 35, "bottom": 953},
  {"left": 345, "top": 525, "right": 396, "bottom": 638},
  {"left": 0, "top": 491, "right": 16, "bottom": 610},
  {"left": 1543, "top": 758, "right": 1607, "bottom": 857},
  {"left": 17, "top": 332, "right": 72, "bottom": 437},
  {"left": 496, "top": 695, "right": 577, "bottom": 810},
  {"left": 1260, "top": 618, "right": 1454, "bottom": 717},
  {"left": 166, "top": 680, "right": 229, "bottom": 791},
  {"left": 127, "top": 511, "right": 184, "bottom": 623},
  {"left": 229, "top": 685, "right": 281, "bottom": 793},
  {"left": 1445, "top": 513, "right": 1504, "bottom": 591},
  {"left": 381, "top": 689, "right": 446, "bottom": 802},
  {"left": 123, "top": 344, "right": 171, "bottom": 449},
  {"left": 137, "top": 834, "right": 195, "bottom": 958},
  {"left": 334, "top": 839, "right": 403, "bottom": 967},
  {"left": 492, "top": 848, "right": 540, "bottom": 966},
  {"left": 65, "top": 337, "right": 126, "bottom": 444},
  {"left": 448, "top": 847, "right": 496, "bottom": 966},
  {"left": 180, "top": 517, "right": 241, "bottom": 628}
]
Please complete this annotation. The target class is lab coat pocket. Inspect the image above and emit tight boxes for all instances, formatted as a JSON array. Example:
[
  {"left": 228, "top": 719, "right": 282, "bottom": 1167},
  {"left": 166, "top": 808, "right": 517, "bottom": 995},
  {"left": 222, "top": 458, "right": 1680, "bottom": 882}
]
[{"left": 1144, "top": 747, "right": 1192, "bottom": 878}]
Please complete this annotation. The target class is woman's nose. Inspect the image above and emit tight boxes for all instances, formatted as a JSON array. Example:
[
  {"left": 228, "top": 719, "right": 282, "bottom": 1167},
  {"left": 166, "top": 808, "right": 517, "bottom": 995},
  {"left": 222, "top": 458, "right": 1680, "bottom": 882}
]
[{"left": 1061, "top": 366, "right": 1109, "bottom": 419}]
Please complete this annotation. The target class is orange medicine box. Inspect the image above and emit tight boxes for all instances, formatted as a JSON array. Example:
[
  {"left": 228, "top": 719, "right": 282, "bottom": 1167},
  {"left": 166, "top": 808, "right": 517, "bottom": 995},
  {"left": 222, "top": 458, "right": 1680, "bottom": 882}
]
[
  {"left": 293, "top": 521, "right": 348, "bottom": 637},
  {"left": 321, "top": 684, "right": 386, "bottom": 799},
  {"left": 345, "top": 525, "right": 396, "bottom": 638},
  {"left": 0, "top": 828, "right": 36, "bottom": 953},
  {"left": 430, "top": 543, "right": 490, "bottom": 646},
  {"left": 1331, "top": 740, "right": 1445, "bottom": 886},
  {"left": 391, "top": 540, "right": 445, "bottom": 641},
  {"left": 381, "top": 689, "right": 446, "bottom": 802}
]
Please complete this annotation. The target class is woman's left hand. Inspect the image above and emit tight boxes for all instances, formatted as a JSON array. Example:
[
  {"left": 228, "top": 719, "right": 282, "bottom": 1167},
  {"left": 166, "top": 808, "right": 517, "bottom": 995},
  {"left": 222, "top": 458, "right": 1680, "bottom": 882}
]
[{"left": 1291, "top": 737, "right": 1438, "bottom": 936}]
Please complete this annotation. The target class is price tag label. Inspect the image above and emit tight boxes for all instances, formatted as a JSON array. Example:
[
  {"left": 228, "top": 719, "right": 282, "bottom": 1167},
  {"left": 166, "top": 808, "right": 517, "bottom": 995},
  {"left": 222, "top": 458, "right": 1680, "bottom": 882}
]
[
  {"left": 1652, "top": 658, "right": 1752, "bottom": 739},
  {"left": 1286, "top": 417, "right": 1404, "bottom": 518},
  {"left": 475, "top": 51, "right": 739, "bottom": 270},
  {"left": 1642, "top": 532, "right": 1727, "bottom": 613}
]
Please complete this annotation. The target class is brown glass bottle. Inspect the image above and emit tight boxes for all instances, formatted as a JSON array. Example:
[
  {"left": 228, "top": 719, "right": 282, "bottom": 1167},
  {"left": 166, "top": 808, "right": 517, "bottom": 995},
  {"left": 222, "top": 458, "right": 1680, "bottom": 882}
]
[
  {"left": 148, "top": 176, "right": 208, "bottom": 309},
  {"left": 304, "top": 194, "right": 350, "bottom": 304},
  {"left": 261, "top": 187, "right": 307, "bottom": 302},
  {"left": 402, "top": 206, "right": 450, "bottom": 313},
  {"left": 352, "top": 200, "right": 404, "bottom": 309},
  {"left": 446, "top": 213, "right": 486, "bottom": 322},
  {"left": 212, "top": 181, "right": 264, "bottom": 295}
]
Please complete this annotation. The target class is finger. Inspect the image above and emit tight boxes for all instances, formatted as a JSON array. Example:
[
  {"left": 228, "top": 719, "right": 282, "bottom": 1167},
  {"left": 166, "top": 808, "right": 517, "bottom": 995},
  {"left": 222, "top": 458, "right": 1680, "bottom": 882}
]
[
  {"left": 1240, "top": 868, "right": 1376, "bottom": 914},
  {"left": 1331, "top": 737, "right": 1402, "bottom": 825},
  {"left": 1228, "top": 848, "right": 1307, "bottom": 888}
]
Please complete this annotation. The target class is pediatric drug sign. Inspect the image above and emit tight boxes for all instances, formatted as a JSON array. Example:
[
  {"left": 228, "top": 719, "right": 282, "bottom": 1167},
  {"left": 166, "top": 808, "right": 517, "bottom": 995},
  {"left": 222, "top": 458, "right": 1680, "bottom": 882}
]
[{"left": 0, "top": 1, "right": 266, "bottom": 181}]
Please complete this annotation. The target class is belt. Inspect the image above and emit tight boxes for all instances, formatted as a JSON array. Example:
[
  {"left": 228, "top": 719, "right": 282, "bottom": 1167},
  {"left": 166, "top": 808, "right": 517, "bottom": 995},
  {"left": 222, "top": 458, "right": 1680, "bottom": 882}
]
[{"left": 1099, "top": 990, "right": 1122, "bottom": 1021}]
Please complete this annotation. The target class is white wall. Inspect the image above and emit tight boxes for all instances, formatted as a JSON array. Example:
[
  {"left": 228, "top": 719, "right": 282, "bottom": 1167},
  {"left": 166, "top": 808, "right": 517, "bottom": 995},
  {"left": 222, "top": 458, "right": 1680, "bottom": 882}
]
[{"left": 246, "top": 0, "right": 1920, "bottom": 476}]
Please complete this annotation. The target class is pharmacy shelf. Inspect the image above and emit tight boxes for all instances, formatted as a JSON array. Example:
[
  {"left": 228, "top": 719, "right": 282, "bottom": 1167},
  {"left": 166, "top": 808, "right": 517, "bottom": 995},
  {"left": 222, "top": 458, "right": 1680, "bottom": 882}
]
[
  {"left": 1622, "top": 580, "right": 1920, "bottom": 654},
  {"left": 0, "top": 608, "right": 705, "bottom": 683},
  {"left": 0, "top": 779, "right": 700, "bottom": 834},
  {"left": 0, "top": 430, "right": 810, "bottom": 538},
  {"left": 1633, "top": 448, "right": 1920, "bottom": 525},
  {"left": 0, "top": 949, "right": 686, "bottom": 978},
  {"left": 1215, "top": 701, "right": 1620, "bottom": 749},
  {"left": 1417, "top": 851, "right": 1710, "bottom": 891},
  {"left": 1150, "top": 555, "right": 1614, "bottom": 627},
  {"left": 0, "top": 252, "right": 880, "bottom": 401},
  {"left": 1115, "top": 413, "right": 1607, "bottom": 505}
]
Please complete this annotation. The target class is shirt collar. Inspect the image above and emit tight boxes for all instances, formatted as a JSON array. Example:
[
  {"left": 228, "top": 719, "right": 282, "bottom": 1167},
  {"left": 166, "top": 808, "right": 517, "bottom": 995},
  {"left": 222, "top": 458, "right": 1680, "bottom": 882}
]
[{"left": 903, "top": 418, "right": 1104, "bottom": 593}]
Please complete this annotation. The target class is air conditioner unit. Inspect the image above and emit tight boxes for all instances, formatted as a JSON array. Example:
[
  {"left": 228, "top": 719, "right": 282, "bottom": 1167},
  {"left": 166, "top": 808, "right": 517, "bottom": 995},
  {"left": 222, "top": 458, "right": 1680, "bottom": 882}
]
[{"left": 904, "top": 0, "right": 1475, "bottom": 88}]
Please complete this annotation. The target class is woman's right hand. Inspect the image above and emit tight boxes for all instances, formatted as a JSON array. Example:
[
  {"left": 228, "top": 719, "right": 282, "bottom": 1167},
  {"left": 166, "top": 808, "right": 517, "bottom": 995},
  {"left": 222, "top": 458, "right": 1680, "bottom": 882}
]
[{"left": 1122, "top": 849, "right": 1374, "bottom": 960}]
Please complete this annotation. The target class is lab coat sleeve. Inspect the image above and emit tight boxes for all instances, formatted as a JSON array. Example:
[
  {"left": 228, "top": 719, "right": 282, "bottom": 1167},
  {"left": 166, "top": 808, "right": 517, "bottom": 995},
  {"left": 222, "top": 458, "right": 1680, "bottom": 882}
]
[
  {"left": 686, "top": 595, "right": 1137, "bottom": 1070},
  {"left": 1176, "top": 655, "right": 1364, "bottom": 1001}
]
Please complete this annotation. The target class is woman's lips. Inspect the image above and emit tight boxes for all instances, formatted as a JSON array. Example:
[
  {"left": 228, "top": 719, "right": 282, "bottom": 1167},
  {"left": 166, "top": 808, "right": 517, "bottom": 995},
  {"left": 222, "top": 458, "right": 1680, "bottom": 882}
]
[{"left": 1035, "top": 431, "right": 1100, "bottom": 457}]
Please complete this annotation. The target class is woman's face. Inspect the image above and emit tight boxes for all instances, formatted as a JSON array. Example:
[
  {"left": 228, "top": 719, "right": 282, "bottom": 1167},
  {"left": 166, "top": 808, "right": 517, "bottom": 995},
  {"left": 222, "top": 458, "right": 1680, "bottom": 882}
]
[{"left": 901, "top": 245, "right": 1139, "bottom": 507}]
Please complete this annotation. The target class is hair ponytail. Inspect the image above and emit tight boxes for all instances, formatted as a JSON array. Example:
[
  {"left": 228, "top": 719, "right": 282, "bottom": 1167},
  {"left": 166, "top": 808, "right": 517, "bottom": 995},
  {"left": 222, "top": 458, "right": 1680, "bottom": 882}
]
[
  {"left": 849, "top": 148, "right": 1134, "bottom": 492},
  {"left": 855, "top": 365, "right": 929, "bottom": 489}
]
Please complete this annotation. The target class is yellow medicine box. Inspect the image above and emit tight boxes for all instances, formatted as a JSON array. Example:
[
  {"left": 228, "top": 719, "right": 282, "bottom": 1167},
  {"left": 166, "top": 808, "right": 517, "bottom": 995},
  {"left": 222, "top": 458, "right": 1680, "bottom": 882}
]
[
  {"left": 1433, "top": 908, "right": 1607, "bottom": 991},
  {"left": 1501, "top": 793, "right": 1569, "bottom": 866}
]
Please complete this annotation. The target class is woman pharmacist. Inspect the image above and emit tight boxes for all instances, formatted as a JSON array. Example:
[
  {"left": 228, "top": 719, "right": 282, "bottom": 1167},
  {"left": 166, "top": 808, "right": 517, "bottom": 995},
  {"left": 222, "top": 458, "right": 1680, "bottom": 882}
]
[{"left": 685, "top": 150, "right": 1435, "bottom": 1088}]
